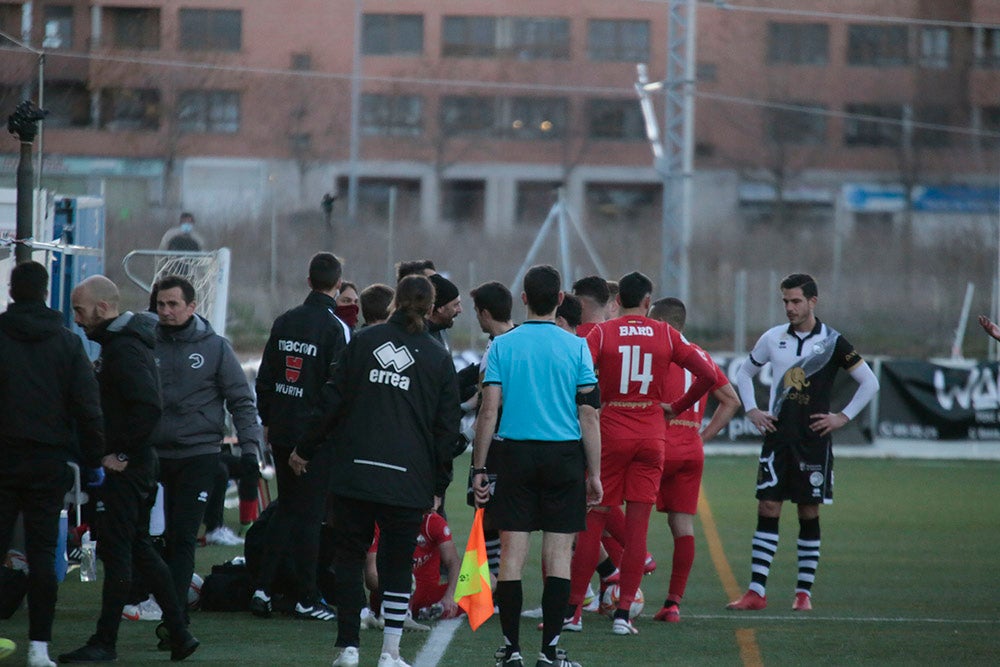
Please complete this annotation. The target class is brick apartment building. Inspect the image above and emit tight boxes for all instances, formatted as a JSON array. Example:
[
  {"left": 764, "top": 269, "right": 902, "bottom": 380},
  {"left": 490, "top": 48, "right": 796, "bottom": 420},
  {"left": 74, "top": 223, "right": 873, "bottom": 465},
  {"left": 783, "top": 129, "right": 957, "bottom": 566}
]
[{"left": 1, "top": 0, "right": 998, "bottom": 235}]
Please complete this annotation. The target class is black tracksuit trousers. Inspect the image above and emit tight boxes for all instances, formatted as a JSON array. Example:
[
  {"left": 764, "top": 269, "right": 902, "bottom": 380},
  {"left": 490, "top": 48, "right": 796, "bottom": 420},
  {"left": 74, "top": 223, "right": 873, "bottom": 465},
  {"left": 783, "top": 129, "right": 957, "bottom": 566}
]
[{"left": 92, "top": 462, "right": 187, "bottom": 647}]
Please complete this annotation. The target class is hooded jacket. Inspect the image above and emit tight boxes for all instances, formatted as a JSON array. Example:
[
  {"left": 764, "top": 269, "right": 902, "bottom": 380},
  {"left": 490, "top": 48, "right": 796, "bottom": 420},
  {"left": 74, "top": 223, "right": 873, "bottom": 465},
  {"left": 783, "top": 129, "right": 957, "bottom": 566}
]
[
  {"left": 255, "top": 290, "right": 348, "bottom": 448},
  {"left": 86, "top": 312, "right": 161, "bottom": 466},
  {"left": 0, "top": 300, "right": 104, "bottom": 466},
  {"left": 150, "top": 313, "right": 263, "bottom": 459},
  {"left": 299, "top": 310, "right": 461, "bottom": 509}
]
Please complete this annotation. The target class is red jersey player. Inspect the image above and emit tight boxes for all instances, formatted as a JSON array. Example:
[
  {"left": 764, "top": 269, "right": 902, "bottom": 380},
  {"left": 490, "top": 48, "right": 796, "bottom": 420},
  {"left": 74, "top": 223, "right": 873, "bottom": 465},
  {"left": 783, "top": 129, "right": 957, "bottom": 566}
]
[
  {"left": 648, "top": 297, "right": 740, "bottom": 623},
  {"left": 367, "top": 511, "right": 461, "bottom": 621},
  {"left": 569, "top": 272, "right": 716, "bottom": 636}
]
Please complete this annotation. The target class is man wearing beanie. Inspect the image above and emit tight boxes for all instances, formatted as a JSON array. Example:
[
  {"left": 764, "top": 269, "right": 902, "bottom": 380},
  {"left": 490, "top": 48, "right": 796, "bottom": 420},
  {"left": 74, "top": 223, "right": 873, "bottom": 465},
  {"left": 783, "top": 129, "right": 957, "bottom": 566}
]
[{"left": 427, "top": 273, "right": 462, "bottom": 351}]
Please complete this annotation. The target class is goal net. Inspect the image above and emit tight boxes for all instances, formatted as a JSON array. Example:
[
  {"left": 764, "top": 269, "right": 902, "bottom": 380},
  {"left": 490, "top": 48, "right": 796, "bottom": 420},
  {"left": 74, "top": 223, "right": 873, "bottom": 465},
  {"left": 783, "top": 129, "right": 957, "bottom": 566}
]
[{"left": 122, "top": 248, "right": 231, "bottom": 338}]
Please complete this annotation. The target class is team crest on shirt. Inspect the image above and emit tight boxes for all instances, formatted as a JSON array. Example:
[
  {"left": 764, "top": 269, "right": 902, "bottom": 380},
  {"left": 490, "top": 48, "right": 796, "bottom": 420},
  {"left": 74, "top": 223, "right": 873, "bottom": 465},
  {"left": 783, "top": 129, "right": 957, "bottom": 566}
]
[
  {"left": 285, "top": 355, "right": 303, "bottom": 383},
  {"left": 783, "top": 367, "right": 810, "bottom": 390},
  {"left": 783, "top": 367, "right": 811, "bottom": 405},
  {"left": 812, "top": 343, "right": 825, "bottom": 355}
]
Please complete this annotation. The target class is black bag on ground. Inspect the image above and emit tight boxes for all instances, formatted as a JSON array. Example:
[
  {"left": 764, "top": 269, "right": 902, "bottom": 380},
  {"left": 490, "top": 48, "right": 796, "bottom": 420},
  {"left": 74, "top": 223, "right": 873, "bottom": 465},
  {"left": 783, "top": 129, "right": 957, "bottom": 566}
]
[{"left": 199, "top": 560, "right": 252, "bottom": 612}]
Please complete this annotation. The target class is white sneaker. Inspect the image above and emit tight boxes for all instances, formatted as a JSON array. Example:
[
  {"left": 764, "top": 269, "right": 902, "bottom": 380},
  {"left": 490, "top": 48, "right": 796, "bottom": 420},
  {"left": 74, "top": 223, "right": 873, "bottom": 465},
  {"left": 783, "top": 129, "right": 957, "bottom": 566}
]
[
  {"left": 122, "top": 603, "right": 141, "bottom": 621},
  {"left": 137, "top": 596, "right": 163, "bottom": 620},
  {"left": 611, "top": 617, "right": 639, "bottom": 635},
  {"left": 360, "top": 607, "right": 382, "bottom": 630},
  {"left": 582, "top": 583, "right": 599, "bottom": 612},
  {"left": 401, "top": 611, "right": 430, "bottom": 631},
  {"left": 27, "top": 643, "right": 56, "bottom": 667},
  {"left": 204, "top": 526, "right": 244, "bottom": 546},
  {"left": 377, "top": 653, "right": 411, "bottom": 667},
  {"left": 331, "top": 646, "right": 359, "bottom": 667}
]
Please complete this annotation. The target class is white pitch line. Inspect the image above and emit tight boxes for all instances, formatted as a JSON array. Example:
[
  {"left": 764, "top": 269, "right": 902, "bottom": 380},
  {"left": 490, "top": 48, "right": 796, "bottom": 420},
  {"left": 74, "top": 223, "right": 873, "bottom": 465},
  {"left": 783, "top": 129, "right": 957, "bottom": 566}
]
[
  {"left": 684, "top": 613, "right": 1000, "bottom": 625},
  {"left": 413, "top": 618, "right": 463, "bottom": 667}
]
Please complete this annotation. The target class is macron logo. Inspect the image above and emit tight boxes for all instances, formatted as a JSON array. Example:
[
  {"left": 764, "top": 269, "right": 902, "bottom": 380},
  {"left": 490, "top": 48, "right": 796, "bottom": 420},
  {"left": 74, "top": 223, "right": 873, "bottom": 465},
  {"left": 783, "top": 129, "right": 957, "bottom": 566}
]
[{"left": 374, "top": 342, "right": 414, "bottom": 372}]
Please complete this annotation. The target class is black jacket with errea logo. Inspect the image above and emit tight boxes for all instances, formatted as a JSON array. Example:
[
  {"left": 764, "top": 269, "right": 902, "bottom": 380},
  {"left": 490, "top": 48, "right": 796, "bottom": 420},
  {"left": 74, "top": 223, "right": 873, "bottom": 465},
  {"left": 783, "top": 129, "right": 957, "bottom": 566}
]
[{"left": 299, "top": 310, "right": 461, "bottom": 510}]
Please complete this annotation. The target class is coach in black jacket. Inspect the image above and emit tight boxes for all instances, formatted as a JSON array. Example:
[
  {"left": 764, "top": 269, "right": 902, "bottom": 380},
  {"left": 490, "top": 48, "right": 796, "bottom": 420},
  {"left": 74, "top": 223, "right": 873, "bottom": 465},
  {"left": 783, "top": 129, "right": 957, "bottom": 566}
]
[
  {"left": 0, "top": 262, "right": 104, "bottom": 667},
  {"left": 292, "top": 275, "right": 460, "bottom": 667},
  {"left": 250, "top": 252, "right": 349, "bottom": 620},
  {"left": 60, "top": 275, "right": 199, "bottom": 663}
]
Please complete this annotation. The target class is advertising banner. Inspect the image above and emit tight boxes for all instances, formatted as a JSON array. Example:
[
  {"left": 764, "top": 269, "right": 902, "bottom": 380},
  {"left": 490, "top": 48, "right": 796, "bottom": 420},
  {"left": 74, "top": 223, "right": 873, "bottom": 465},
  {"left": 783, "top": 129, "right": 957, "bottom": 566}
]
[{"left": 877, "top": 359, "right": 1000, "bottom": 440}]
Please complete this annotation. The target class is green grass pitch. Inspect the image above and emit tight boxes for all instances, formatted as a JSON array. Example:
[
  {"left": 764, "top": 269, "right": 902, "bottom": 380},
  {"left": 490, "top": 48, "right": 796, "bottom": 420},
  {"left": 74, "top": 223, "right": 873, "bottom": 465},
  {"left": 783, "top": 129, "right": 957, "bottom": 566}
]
[{"left": 4, "top": 454, "right": 999, "bottom": 665}]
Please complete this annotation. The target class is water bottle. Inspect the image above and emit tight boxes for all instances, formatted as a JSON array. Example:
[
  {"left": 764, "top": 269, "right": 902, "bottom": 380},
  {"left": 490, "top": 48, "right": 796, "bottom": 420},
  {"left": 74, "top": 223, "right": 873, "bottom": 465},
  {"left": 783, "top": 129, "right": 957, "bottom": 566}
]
[
  {"left": 55, "top": 510, "right": 68, "bottom": 583},
  {"left": 79, "top": 530, "right": 97, "bottom": 582}
]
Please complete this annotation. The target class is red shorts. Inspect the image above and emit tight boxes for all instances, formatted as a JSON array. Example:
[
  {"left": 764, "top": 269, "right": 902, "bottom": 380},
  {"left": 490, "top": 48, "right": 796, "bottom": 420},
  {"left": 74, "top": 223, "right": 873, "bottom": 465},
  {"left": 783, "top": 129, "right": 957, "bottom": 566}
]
[
  {"left": 600, "top": 437, "right": 665, "bottom": 506},
  {"left": 411, "top": 580, "right": 447, "bottom": 612},
  {"left": 656, "top": 456, "right": 704, "bottom": 515}
]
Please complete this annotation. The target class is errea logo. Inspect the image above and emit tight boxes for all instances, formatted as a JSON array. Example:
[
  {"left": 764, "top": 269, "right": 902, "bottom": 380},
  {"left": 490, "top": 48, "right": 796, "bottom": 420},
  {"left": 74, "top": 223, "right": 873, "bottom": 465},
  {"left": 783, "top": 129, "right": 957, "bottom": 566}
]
[
  {"left": 371, "top": 342, "right": 414, "bottom": 390},
  {"left": 374, "top": 342, "right": 414, "bottom": 372}
]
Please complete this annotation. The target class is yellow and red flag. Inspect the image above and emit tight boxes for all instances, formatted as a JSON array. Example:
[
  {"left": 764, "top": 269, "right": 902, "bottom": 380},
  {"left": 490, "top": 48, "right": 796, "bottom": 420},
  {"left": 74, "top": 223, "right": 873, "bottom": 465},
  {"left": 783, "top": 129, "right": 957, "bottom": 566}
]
[{"left": 453, "top": 508, "right": 494, "bottom": 630}]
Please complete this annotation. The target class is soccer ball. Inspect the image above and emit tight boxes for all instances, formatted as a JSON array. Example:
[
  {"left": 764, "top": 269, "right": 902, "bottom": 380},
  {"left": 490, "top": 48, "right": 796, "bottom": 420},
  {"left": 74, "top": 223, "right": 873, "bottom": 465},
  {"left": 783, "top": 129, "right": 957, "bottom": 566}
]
[
  {"left": 188, "top": 573, "right": 203, "bottom": 609},
  {"left": 600, "top": 584, "right": 644, "bottom": 618}
]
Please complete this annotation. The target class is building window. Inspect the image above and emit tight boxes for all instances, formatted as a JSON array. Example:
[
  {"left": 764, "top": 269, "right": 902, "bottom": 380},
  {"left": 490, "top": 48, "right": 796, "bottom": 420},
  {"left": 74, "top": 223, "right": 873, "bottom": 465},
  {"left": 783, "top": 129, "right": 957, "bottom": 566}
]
[
  {"left": 844, "top": 104, "right": 903, "bottom": 147},
  {"left": 767, "top": 22, "right": 828, "bottom": 65},
  {"left": 362, "top": 14, "right": 423, "bottom": 55},
  {"left": 105, "top": 7, "right": 160, "bottom": 49},
  {"left": 442, "top": 16, "right": 570, "bottom": 59},
  {"left": 100, "top": 88, "right": 160, "bottom": 131},
  {"left": 506, "top": 97, "right": 566, "bottom": 139},
  {"left": 585, "top": 183, "right": 660, "bottom": 226},
  {"left": 440, "top": 95, "right": 496, "bottom": 136},
  {"left": 0, "top": 3, "right": 22, "bottom": 48},
  {"left": 588, "top": 19, "right": 650, "bottom": 62},
  {"left": 439, "top": 96, "right": 565, "bottom": 139},
  {"left": 179, "top": 9, "right": 241, "bottom": 52},
  {"left": 980, "top": 106, "right": 1000, "bottom": 148},
  {"left": 442, "top": 16, "right": 494, "bottom": 57},
  {"left": 696, "top": 62, "right": 717, "bottom": 83},
  {"left": 43, "top": 80, "right": 91, "bottom": 128},
  {"left": 361, "top": 94, "right": 423, "bottom": 136},
  {"left": 913, "top": 106, "right": 951, "bottom": 148},
  {"left": 516, "top": 181, "right": 561, "bottom": 224},
  {"left": 847, "top": 25, "right": 909, "bottom": 66},
  {"left": 441, "top": 180, "right": 485, "bottom": 226},
  {"left": 587, "top": 98, "right": 645, "bottom": 140},
  {"left": 509, "top": 17, "right": 570, "bottom": 60},
  {"left": 766, "top": 102, "right": 827, "bottom": 145},
  {"left": 919, "top": 28, "right": 950, "bottom": 69},
  {"left": 975, "top": 28, "right": 1000, "bottom": 68},
  {"left": 290, "top": 52, "right": 312, "bottom": 70},
  {"left": 42, "top": 5, "right": 73, "bottom": 49},
  {"left": 177, "top": 90, "right": 240, "bottom": 133}
]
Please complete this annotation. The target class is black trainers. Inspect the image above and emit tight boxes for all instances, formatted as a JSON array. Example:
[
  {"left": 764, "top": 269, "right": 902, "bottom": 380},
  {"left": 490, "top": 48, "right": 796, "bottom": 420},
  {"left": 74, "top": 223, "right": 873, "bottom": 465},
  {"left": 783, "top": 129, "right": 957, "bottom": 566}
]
[
  {"left": 57, "top": 643, "right": 117, "bottom": 663},
  {"left": 535, "top": 649, "right": 582, "bottom": 667},
  {"left": 170, "top": 632, "right": 200, "bottom": 662},
  {"left": 250, "top": 590, "right": 272, "bottom": 618},
  {"left": 495, "top": 650, "right": 523, "bottom": 667},
  {"left": 155, "top": 623, "right": 171, "bottom": 651},
  {"left": 293, "top": 600, "right": 336, "bottom": 621}
]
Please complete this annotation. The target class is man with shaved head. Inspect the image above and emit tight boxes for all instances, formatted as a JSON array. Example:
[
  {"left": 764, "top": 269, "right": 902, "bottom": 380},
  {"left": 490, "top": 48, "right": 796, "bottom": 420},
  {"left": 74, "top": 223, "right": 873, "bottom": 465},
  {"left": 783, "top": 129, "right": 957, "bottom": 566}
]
[{"left": 61, "top": 275, "right": 199, "bottom": 663}]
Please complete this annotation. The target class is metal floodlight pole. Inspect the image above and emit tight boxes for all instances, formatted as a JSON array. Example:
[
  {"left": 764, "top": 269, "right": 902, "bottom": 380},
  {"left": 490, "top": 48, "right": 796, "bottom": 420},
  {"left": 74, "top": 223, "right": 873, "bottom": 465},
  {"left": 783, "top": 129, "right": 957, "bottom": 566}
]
[
  {"left": 7, "top": 100, "right": 47, "bottom": 264},
  {"left": 346, "top": 0, "right": 363, "bottom": 224},
  {"left": 636, "top": 0, "right": 696, "bottom": 303}
]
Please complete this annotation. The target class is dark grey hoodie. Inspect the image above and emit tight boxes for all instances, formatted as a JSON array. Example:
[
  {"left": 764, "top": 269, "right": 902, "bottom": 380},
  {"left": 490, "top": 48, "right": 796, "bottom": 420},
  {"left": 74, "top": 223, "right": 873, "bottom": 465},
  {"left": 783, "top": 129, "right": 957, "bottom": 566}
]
[{"left": 150, "top": 313, "right": 263, "bottom": 459}]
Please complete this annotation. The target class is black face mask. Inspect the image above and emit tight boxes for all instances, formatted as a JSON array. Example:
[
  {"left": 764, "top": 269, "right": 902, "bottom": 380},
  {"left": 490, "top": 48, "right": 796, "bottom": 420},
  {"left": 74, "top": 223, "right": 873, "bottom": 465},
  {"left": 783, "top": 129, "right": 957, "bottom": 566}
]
[{"left": 335, "top": 303, "right": 359, "bottom": 328}]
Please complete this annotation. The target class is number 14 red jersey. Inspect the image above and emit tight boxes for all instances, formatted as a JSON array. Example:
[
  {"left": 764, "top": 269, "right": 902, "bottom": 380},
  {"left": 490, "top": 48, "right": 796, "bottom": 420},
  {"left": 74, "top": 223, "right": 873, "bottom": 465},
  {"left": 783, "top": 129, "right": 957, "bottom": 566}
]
[{"left": 586, "top": 315, "right": 704, "bottom": 440}]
